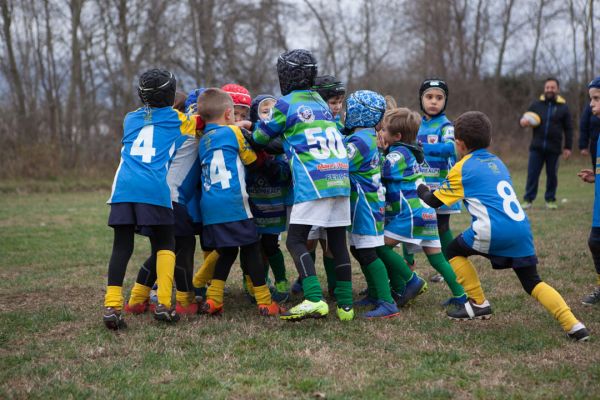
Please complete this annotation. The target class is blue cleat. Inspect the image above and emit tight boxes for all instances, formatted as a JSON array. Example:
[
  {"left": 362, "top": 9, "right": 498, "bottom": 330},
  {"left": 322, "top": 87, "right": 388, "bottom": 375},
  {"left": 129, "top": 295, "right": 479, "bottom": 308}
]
[
  {"left": 363, "top": 300, "right": 400, "bottom": 319},
  {"left": 396, "top": 273, "right": 427, "bottom": 308},
  {"left": 354, "top": 296, "right": 378, "bottom": 307}
]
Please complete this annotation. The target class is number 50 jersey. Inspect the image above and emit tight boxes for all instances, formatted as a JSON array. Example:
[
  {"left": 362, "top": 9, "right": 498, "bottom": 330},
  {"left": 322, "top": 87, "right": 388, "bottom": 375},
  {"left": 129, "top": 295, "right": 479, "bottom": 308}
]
[
  {"left": 433, "top": 149, "right": 536, "bottom": 258},
  {"left": 199, "top": 123, "right": 257, "bottom": 226},
  {"left": 252, "top": 90, "right": 350, "bottom": 204}
]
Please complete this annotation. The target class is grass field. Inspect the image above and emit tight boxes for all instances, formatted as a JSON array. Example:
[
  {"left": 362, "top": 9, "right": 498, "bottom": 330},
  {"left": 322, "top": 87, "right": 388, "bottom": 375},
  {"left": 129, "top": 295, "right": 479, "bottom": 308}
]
[{"left": 1, "top": 157, "right": 600, "bottom": 399}]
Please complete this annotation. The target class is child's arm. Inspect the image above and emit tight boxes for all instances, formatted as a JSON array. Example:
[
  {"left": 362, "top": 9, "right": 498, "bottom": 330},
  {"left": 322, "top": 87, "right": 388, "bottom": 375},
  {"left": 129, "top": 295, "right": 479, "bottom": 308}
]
[
  {"left": 422, "top": 124, "right": 456, "bottom": 158},
  {"left": 418, "top": 162, "right": 465, "bottom": 207},
  {"left": 175, "top": 109, "right": 202, "bottom": 135},
  {"left": 252, "top": 101, "right": 286, "bottom": 147}
]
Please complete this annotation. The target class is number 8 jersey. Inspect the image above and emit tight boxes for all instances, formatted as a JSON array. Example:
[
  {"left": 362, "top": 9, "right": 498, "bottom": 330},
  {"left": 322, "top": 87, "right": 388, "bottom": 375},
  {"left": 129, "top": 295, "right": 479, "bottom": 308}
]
[
  {"left": 108, "top": 107, "right": 197, "bottom": 208},
  {"left": 252, "top": 90, "right": 350, "bottom": 204},
  {"left": 198, "top": 123, "right": 257, "bottom": 225},
  {"left": 433, "top": 149, "right": 536, "bottom": 258}
]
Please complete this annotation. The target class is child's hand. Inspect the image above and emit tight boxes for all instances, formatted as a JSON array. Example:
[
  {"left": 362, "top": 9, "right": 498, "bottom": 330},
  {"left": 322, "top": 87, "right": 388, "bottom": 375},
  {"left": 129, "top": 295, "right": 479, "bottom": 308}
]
[
  {"left": 236, "top": 120, "right": 252, "bottom": 130},
  {"left": 577, "top": 169, "right": 595, "bottom": 183}
]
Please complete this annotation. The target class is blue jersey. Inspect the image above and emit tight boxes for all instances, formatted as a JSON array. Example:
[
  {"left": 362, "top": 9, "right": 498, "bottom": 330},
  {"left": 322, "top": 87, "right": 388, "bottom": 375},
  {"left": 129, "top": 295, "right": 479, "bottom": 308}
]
[
  {"left": 253, "top": 90, "right": 350, "bottom": 204},
  {"left": 417, "top": 113, "right": 461, "bottom": 214},
  {"left": 344, "top": 128, "right": 385, "bottom": 236},
  {"left": 108, "top": 107, "right": 197, "bottom": 208},
  {"left": 434, "top": 149, "right": 535, "bottom": 257},
  {"left": 199, "top": 123, "right": 257, "bottom": 225},
  {"left": 594, "top": 141, "right": 600, "bottom": 227},
  {"left": 168, "top": 135, "right": 201, "bottom": 205}
]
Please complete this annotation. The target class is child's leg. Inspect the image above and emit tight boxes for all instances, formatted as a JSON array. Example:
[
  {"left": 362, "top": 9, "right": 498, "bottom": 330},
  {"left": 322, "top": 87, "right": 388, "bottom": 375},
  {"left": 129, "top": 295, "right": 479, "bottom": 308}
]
[
  {"left": 325, "top": 227, "right": 352, "bottom": 308},
  {"left": 321, "top": 239, "right": 336, "bottom": 293},
  {"left": 105, "top": 225, "right": 135, "bottom": 309},
  {"left": 286, "top": 224, "right": 322, "bottom": 302},
  {"left": 446, "top": 239, "right": 486, "bottom": 304},
  {"left": 261, "top": 234, "right": 287, "bottom": 284},
  {"left": 128, "top": 251, "right": 157, "bottom": 307},
  {"left": 206, "top": 247, "right": 238, "bottom": 306},
  {"left": 151, "top": 225, "right": 176, "bottom": 308},
  {"left": 588, "top": 228, "right": 600, "bottom": 286},
  {"left": 351, "top": 246, "right": 394, "bottom": 304},
  {"left": 193, "top": 250, "right": 219, "bottom": 288},
  {"left": 376, "top": 238, "right": 415, "bottom": 294},
  {"left": 350, "top": 246, "right": 377, "bottom": 300},
  {"left": 437, "top": 214, "right": 454, "bottom": 259},
  {"left": 423, "top": 246, "right": 465, "bottom": 298},
  {"left": 402, "top": 243, "right": 415, "bottom": 269},
  {"left": 514, "top": 266, "right": 583, "bottom": 333},
  {"left": 240, "top": 242, "right": 273, "bottom": 306},
  {"left": 174, "top": 235, "right": 196, "bottom": 307}
]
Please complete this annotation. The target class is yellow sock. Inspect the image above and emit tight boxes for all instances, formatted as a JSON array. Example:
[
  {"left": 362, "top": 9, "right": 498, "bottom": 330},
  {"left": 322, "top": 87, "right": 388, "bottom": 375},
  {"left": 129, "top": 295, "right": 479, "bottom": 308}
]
[
  {"left": 245, "top": 274, "right": 255, "bottom": 297},
  {"left": 596, "top": 274, "right": 600, "bottom": 286},
  {"left": 531, "top": 282, "right": 579, "bottom": 332},
  {"left": 175, "top": 290, "right": 194, "bottom": 307},
  {"left": 253, "top": 284, "right": 272, "bottom": 306},
  {"left": 449, "top": 256, "right": 486, "bottom": 304},
  {"left": 206, "top": 279, "right": 225, "bottom": 306},
  {"left": 203, "top": 250, "right": 212, "bottom": 260},
  {"left": 105, "top": 286, "right": 124, "bottom": 309},
  {"left": 128, "top": 282, "right": 151, "bottom": 305},
  {"left": 193, "top": 250, "right": 219, "bottom": 288},
  {"left": 156, "top": 250, "right": 176, "bottom": 308}
]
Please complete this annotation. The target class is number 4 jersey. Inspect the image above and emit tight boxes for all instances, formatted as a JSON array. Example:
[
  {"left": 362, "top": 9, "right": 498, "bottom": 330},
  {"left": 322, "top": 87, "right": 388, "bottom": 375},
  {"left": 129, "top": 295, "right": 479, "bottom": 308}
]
[
  {"left": 199, "top": 123, "right": 257, "bottom": 225},
  {"left": 433, "top": 149, "right": 535, "bottom": 257},
  {"left": 108, "top": 107, "right": 197, "bottom": 208},
  {"left": 252, "top": 90, "right": 350, "bottom": 204}
]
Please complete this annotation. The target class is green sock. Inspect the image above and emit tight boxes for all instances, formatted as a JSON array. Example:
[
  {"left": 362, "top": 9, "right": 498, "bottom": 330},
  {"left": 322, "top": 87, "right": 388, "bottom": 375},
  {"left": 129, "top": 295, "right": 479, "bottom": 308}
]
[
  {"left": 366, "top": 258, "right": 395, "bottom": 304},
  {"left": 439, "top": 229, "right": 454, "bottom": 259},
  {"left": 334, "top": 280, "right": 353, "bottom": 307},
  {"left": 376, "top": 245, "right": 413, "bottom": 293},
  {"left": 402, "top": 243, "right": 415, "bottom": 266},
  {"left": 323, "top": 255, "right": 337, "bottom": 290},
  {"left": 268, "top": 250, "right": 287, "bottom": 283},
  {"left": 301, "top": 275, "right": 323, "bottom": 302},
  {"left": 426, "top": 252, "right": 465, "bottom": 297},
  {"left": 360, "top": 263, "right": 377, "bottom": 298}
]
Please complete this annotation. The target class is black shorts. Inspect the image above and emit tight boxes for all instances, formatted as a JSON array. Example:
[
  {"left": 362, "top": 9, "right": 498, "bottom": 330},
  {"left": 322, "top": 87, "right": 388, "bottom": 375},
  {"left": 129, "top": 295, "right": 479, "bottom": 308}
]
[
  {"left": 202, "top": 219, "right": 259, "bottom": 248},
  {"left": 450, "top": 234, "right": 538, "bottom": 270},
  {"left": 108, "top": 203, "right": 174, "bottom": 227}
]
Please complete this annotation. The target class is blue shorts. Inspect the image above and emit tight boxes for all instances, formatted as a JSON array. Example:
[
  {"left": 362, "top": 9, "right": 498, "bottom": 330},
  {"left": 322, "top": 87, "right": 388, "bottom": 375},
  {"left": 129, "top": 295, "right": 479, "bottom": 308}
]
[
  {"left": 108, "top": 202, "right": 173, "bottom": 227},
  {"left": 202, "top": 219, "right": 259, "bottom": 248},
  {"left": 452, "top": 235, "right": 538, "bottom": 270}
]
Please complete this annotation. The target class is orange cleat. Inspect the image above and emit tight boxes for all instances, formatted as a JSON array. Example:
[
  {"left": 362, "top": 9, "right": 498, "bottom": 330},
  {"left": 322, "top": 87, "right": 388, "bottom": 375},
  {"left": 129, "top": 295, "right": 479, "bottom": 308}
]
[
  {"left": 200, "top": 299, "right": 223, "bottom": 316},
  {"left": 258, "top": 301, "right": 286, "bottom": 316},
  {"left": 123, "top": 300, "right": 149, "bottom": 314},
  {"left": 176, "top": 301, "right": 199, "bottom": 315}
]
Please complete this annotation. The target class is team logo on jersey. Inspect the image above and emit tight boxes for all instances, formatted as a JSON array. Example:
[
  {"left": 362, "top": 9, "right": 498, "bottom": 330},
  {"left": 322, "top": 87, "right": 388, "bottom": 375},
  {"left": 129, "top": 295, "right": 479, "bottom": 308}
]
[
  {"left": 442, "top": 126, "right": 455, "bottom": 139},
  {"left": 427, "top": 135, "right": 438, "bottom": 144},
  {"left": 347, "top": 143, "right": 358, "bottom": 159},
  {"left": 487, "top": 162, "right": 500, "bottom": 174},
  {"left": 370, "top": 153, "right": 380, "bottom": 169},
  {"left": 297, "top": 105, "right": 315, "bottom": 123},
  {"left": 386, "top": 152, "right": 402, "bottom": 166}
]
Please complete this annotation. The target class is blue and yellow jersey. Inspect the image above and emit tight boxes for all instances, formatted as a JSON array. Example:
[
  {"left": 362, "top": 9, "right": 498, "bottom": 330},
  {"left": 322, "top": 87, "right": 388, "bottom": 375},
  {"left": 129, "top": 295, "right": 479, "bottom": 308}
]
[
  {"left": 246, "top": 154, "right": 291, "bottom": 234},
  {"left": 434, "top": 149, "right": 535, "bottom": 257},
  {"left": 417, "top": 113, "right": 460, "bottom": 214},
  {"left": 344, "top": 128, "right": 385, "bottom": 236},
  {"left": 383, "top": 142, "right": 439, "bottom": 240},
  {"left": 252, "top": 90, "right": 350, "bottom": 204},
  {"left": 594, "top": 142, "right": 600, "bottom": 227},
  {"left": 108, "top": 107, "right": 196, "bottom": 208},
  {"left": 199, "top": 123, "right": 257, "bottom": 225}
]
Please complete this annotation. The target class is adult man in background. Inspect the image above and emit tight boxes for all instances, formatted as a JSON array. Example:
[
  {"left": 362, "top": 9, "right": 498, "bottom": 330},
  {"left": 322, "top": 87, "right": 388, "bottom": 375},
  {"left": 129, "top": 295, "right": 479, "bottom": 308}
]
[{"left": 520, "top": 78, "right": 573, "bottom": 209}]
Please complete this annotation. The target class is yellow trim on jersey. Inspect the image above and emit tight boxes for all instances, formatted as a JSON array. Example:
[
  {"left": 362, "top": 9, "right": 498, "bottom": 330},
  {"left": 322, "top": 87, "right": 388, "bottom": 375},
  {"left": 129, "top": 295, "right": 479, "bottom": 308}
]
[
  {"left": 230, "top": 125, "right": 258, "bottom": 166},
  {"left": 434, "top": 153, "right": 472, "bottom": 206},
  {"left": 177, "top": 109, "right": 197, "bottom": 136}
]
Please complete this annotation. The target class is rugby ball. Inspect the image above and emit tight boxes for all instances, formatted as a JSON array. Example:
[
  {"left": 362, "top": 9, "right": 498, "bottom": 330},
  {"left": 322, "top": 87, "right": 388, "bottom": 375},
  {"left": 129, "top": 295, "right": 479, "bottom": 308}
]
[{"left": 522, "top": 111, "right": 541, "bottom": 127}]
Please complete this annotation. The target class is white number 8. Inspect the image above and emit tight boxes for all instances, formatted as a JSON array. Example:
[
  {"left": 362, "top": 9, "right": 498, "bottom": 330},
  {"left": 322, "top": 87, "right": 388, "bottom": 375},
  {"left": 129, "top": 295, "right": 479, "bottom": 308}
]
[{"left": 497, "top": 180, "right": 525, "bottom": 221}]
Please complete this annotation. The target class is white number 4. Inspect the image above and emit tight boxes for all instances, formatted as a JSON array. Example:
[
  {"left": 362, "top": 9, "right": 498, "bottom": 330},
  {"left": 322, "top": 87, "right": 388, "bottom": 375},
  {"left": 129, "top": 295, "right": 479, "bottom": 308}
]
[
  {"left": 130, "top": 125, "right": 156, "bottom": 163},
  {"left": 210, "top": 150, "right": 232, "bottom": 189}
]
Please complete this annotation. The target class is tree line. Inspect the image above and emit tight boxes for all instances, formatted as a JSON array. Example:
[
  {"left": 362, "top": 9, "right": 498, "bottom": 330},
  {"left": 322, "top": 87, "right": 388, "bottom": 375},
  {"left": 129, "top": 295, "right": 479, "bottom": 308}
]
[{"left": 0, "top": 0, "right": 597, "bottom": 178}]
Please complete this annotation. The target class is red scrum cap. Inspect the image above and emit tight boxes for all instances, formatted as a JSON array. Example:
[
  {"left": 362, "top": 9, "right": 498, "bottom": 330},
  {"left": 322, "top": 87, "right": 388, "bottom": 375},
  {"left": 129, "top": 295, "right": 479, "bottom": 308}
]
[{"left": 222, "top": 83, "right": 252, "bottom": 108}]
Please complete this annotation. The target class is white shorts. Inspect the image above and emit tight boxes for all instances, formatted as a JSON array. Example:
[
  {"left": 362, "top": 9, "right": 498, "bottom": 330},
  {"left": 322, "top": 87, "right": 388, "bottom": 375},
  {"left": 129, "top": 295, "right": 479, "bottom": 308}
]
[
  {"left": 308, "top": 226, "right": 327, "bottom": 241},
  {"left": 348, "top": 233, "right": 384, "bottom": 249},
  {"left": 384, "top": 230, "right": 441, "bottom": 254},
  {"left": 289, "top": 197, "right": 351, "bottom": 227}
]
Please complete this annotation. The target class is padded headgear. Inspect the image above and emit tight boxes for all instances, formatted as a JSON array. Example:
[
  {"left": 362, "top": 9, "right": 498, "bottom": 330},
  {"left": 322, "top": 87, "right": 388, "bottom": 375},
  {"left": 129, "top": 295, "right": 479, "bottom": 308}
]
[
  {"left": 277, "top": 49, "right": 318, "bottom": 96},
  {"left": 419, "top": 78, "right": 449, "bottom": 116},
  {"left": 588, "top": 77, "right": 600, "bottom": 90},
  {"left": 137, "top": 68, "right": 176, "bottom": 108},
  {"left": 222, "top": 84, "right": 252, "bottom": 108},
  {"left": 250, "top": 94, "right": 277, "bottom": 124},
  {"left": 313, "top": 75, "right": 346, "bottom": 101},
  {"left": 184, "top": 88, "right": 206, "bottom": 114},
  {"left": 344, "top": 90, "right": 386, "bottom": 132}
]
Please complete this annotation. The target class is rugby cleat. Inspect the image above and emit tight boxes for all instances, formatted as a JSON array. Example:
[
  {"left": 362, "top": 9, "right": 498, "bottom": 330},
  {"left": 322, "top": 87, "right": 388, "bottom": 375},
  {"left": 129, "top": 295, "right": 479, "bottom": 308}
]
[
  {"left": 581, "top": 287, "right": 600, "bottom": 306},
  {"left": 199, "top": 299, "right": 223, "bottom": 316},
  {"left": 153, "top": 304, "right": 180, "bottom": 323},
  {"left": 258, "top": 301, "right": 285, "bottom": 317},
  {"left": 354, "top": 295, "right": 378, "bottom": 307},
  {"left": 567, "top": 325, "right": 590, "bottom": 342},
  {"left": 175, "top": 301, "right": 199, "bottom": 315},
  {"left": 336, "top": 305, "right": 355, "bottom": 321},
  {"left": 395, "top": 273, "right": 428, "bottom": 308},
  {"left": 280, "top": 299, "right": 329, "bottom": 321},
  {"left": 103, "top": 307, "right": 127, "bottom": 330},
  {"left": 123, "top": 300, "right": 149, "bottom": 314},
  {"left": 447, "top": 299, "right": 492, "bottom": 320},
  {"left": 363, "top": 300, "right": 400, "bottom": 319}
]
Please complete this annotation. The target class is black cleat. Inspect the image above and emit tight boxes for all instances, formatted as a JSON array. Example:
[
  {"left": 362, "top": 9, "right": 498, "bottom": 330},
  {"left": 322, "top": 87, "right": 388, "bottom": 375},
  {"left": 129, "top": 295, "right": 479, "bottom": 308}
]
[
  {"left": 567, "top": 326, "right": 590, "bottom": 342},
  {"left": 103, "top": 307, "right": 127, "bottom": 330},
  {"left": 582, "top": 287, "right": 600, "bottom": 306},
  {"left": 153, "top": 304, "right": 180, "bottom": 323},
  {"left": 447, "top": 299, "right": 493, "bottom": 320}
]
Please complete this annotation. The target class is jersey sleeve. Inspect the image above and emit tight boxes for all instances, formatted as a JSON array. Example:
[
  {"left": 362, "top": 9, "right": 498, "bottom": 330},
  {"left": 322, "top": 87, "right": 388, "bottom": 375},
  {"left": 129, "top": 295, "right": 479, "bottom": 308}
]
[
  {"left": 422, "top": 124, "right": 456, "bottom": 158},
  {"left": 176, "top": 109, "right": 197, "bottom": 136},
  {"left": 232, "top": 126, "right": 258, "bottom": 166},
  {"left": 345, "top": 135, "right": 365, "bottom": 173},
  {"left": 253, "top": 99, "right": 287, "bottom": 145},
  {"left": 433, "top": 161, "right": 465, "bottom": 206}
]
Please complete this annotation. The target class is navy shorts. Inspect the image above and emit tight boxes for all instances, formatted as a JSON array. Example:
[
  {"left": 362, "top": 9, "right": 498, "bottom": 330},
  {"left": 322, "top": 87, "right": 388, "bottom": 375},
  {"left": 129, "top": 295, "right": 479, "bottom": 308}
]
[
  {"left": 202, "top": 219, "right": 259, "bottom": 248},
  {"left": 108, "top": 203, "right": 173, "bottom": 227},
  {"left": 449, "top": 234, "right": 538, "bottom": 270},
  {"left": 197, "top": 224, "right": 215, "bottom": 252}
]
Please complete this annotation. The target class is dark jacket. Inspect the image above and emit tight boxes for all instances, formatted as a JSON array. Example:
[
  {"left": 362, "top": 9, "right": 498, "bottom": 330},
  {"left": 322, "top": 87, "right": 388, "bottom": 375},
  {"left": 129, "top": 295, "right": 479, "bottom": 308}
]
[
  {"left": 578, "top": 104, "right": 600, "bottom": 151},
  {"left": 527, "top": 94, "right": 573, "bottom": 154}
]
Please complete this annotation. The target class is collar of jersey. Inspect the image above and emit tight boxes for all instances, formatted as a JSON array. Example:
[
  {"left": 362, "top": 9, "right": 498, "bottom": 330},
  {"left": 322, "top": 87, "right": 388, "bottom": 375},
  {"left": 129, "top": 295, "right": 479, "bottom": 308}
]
[{"left": 421, "top": 113, "right": 446, "bottom": 124}]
